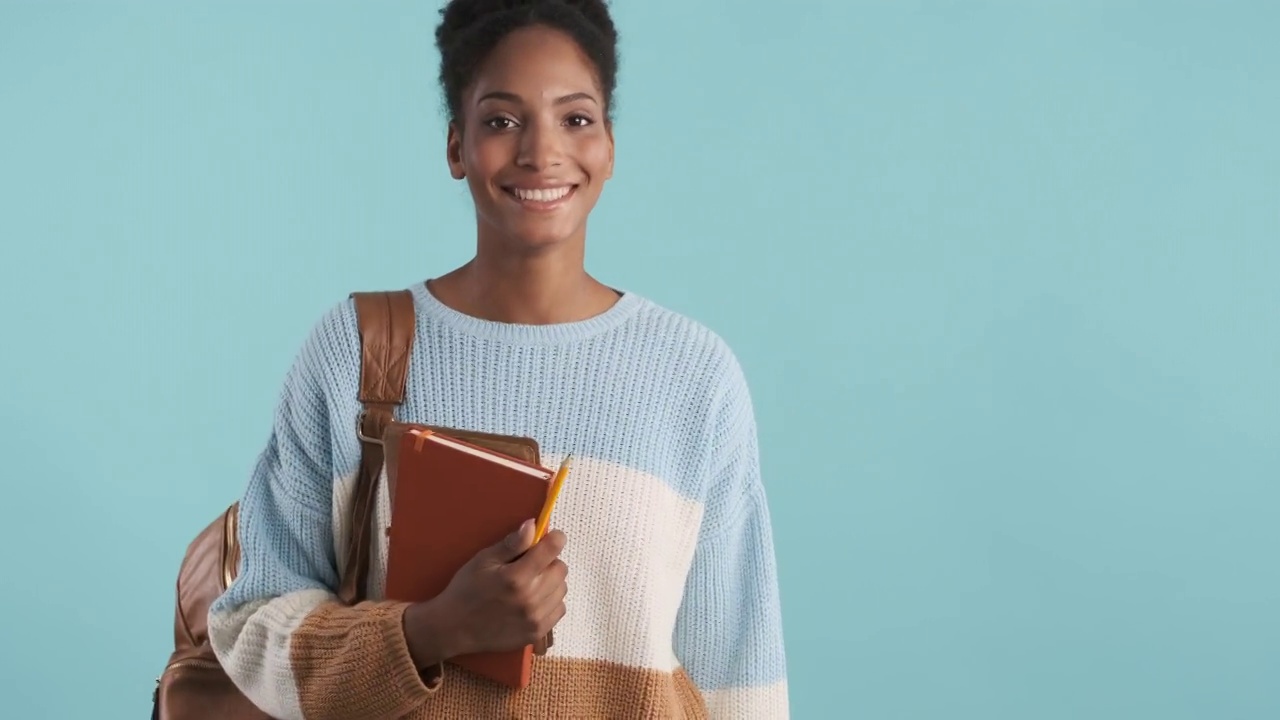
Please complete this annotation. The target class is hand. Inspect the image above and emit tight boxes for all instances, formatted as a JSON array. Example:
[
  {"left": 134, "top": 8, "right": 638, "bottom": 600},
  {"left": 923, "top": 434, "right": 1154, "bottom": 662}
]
[{"left": 405, "top": 519, "right": 568, "bottom": 664}]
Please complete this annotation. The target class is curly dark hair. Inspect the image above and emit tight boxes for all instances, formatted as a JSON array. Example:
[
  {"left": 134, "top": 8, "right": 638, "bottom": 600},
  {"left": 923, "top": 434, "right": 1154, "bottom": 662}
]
[{"left": 434, "top": 0, "right": 620, "bottom": 122}]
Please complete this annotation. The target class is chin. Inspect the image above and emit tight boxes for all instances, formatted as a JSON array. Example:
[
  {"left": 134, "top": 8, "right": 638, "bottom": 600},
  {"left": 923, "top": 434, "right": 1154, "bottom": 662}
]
[
  {"left": 475, "top": 202, "right": 589, "bottom": 252},
  {"left": 504, "top": 230, "right": 575, "bottom": 252},
  {"left": 492, "top": 218, "right": 583, "bottom": 251}
]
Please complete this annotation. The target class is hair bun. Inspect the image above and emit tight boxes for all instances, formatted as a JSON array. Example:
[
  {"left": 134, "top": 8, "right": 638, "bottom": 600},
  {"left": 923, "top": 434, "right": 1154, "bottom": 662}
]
[
  {"left": 437, "top": 0, "right": 616, "bottom": 50},
  {"left": 435, "top": 0, "right": 620, "bottom": 121},
  {"left": 560, "top": 0, "right": 617, "bottom": 42}
]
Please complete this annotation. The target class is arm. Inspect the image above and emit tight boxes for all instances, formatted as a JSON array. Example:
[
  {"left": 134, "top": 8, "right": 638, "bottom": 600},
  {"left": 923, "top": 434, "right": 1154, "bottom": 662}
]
[
  {"left": 207, "top": 308, "right": 440, "bottom": 720},
  {"left": 675, "top": 361, "right": 790, "bottom": 718}
]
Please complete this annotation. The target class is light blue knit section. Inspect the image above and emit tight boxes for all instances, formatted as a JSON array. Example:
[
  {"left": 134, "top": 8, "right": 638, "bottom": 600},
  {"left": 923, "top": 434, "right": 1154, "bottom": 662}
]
[
  {"left": 210, "top": 283, "right": 788, "bottom": 692},
  {"left": 674, "top": 404, "right": 789, "bottom": 691}
]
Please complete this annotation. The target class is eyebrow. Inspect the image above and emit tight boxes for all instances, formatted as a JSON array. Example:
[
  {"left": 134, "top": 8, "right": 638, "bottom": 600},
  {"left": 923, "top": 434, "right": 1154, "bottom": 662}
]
[{"left": 476, "top": 91, "right": 598, "bottom": 106}]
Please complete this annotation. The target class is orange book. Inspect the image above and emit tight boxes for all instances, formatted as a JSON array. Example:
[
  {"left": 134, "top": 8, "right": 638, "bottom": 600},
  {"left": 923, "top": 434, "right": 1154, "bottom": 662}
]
[{"left": 383, "top": 427, "right": 555, "bottom": 689}]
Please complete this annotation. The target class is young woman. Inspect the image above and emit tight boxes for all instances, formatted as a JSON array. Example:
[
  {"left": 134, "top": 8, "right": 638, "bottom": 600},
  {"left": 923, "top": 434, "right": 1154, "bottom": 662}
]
[{"left": 208, "top": 0, "right": 789, "bottom": 717}]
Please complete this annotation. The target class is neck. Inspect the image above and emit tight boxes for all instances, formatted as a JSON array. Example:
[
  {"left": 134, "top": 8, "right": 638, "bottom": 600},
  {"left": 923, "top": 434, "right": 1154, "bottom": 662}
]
[{"left": 428, "top": 239, "right": 618, "bottom": 326}]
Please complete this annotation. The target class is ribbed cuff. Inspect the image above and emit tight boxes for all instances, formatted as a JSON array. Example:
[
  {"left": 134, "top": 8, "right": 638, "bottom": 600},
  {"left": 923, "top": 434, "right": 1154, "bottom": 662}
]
[
  {"left": 383, "top": 601, "right": 445, "bottom": 692},
  {"left": 291, "top": 600, "right": 443, "bottom": 719}
]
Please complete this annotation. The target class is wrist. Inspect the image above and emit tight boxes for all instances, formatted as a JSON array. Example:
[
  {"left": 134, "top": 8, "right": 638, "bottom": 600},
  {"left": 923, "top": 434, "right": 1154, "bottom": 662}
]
[{"left": 403, "top": 599, "right": 461, "bottom": 669}]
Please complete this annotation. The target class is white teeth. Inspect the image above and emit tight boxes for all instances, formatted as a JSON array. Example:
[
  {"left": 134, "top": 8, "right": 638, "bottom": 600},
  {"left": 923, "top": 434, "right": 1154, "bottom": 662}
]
[{"left": 510, "top": 186, "right": 572, "bottom": 202}]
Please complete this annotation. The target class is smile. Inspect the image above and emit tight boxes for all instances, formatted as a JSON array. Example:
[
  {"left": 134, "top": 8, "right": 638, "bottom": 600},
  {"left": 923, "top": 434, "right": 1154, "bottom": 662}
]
[{"left": 503, "top": 184, "right": 578, "bottom": 209}]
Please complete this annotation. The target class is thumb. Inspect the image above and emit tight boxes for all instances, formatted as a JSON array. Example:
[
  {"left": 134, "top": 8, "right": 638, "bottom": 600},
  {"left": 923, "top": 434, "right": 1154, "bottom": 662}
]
[{"left": 493, "top": 518, "right": 536, "bottom": 563}]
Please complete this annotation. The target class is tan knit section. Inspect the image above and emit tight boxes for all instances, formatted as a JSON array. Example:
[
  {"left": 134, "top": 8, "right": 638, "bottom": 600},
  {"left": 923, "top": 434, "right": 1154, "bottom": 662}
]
[
  {"left": 402, "top": 656, "right": 709, "bottom": 719},
  {"left": 291, "top": 600, "right": 439, "bottom": 720}
]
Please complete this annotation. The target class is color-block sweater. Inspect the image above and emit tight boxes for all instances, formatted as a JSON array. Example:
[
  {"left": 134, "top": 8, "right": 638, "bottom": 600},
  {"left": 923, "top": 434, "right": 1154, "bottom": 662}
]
[{"left": 208, "top": 283, "right": 789, "bottom": 719}]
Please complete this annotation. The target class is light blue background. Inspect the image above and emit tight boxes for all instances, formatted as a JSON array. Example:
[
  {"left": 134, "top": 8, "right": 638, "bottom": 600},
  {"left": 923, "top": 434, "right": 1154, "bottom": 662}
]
[{"left": 1, "top": 2, "right": 1277, "bottom": 718}]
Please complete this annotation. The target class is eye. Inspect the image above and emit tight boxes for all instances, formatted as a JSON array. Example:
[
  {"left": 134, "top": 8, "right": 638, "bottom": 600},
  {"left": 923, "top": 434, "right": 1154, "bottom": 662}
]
[
  {"left": 565, "top": 114, "right": 594, "bottom": 128},
  {"left": 485, "top": 116, "right": 518, "bottom": 130}
]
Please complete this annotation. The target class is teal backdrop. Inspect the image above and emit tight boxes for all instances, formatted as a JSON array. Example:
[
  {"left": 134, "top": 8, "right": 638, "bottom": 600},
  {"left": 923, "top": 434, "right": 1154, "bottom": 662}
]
[{"left": 1, "top": 2, "right": 1277, "bottom": 718}]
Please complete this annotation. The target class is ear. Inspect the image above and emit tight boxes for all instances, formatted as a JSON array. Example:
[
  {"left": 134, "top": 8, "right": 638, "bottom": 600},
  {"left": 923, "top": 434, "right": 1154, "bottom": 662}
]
[
  {"left": 446, "top": 121, "right": 465, "bottom": 180},
  {"left": 604, "top": 120, "right": 615, "bottom": 180}
]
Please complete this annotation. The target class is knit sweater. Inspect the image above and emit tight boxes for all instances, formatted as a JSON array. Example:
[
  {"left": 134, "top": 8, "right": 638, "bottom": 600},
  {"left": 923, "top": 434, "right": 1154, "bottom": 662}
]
[{"left": 208, "top": 282, "right": 789, "bottom": 719}]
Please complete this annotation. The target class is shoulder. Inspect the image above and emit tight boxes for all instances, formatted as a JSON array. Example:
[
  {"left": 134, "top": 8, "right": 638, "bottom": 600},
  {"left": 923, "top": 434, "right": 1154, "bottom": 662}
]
[
  {"left": 624, "top": 294, "right": 747, "bottom": 379},
  {"left": 273, "top": 295, "right": 364, "bottom": 414},
  {"left": 621, "top": 294, "right": 757, "bottom": 463},
  {"left": 625, "top": 294, "right": 751, "bottom": 398},
  {"left": 626, "top": 297, "right": 764, "bottom": 522},
  {"left": 294, "top": 296, "right": 360, "bottom": 378}
]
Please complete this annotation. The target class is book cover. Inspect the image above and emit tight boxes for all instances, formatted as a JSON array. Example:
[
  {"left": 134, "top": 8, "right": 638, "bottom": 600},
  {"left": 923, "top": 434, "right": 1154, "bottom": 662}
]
[{"left": 384, "top": 427, "right": 554, "bottom": 689}]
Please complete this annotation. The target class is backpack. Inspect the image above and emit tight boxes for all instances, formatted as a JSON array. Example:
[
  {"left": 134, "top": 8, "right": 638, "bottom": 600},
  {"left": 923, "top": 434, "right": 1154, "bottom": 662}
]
[{"left": 151, "top": 290, "right": 417, "bottom": 719}]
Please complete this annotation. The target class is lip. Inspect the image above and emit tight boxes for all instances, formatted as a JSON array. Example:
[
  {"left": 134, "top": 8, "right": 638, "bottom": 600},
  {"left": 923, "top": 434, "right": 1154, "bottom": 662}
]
[{"left": 501, "top": 184, "right": 579, "bottom": 211}]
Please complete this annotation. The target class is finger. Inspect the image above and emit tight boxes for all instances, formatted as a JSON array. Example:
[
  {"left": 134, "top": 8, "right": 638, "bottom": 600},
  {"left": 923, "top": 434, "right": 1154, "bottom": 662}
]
[
  {"left": 509, "top": 528, "right": 566, "bottom": 577},
  {"left": 490, "top": 519, "right": 537, "bottom": 564},
  {"left": 537, "top": 601, "right": 567, "bottom": 638},
  {"left": 529, "top": 558, "right": 569, "bottom": 604},
  {"left": 530, "top": 569, "right": 568, "bottom": 621}
]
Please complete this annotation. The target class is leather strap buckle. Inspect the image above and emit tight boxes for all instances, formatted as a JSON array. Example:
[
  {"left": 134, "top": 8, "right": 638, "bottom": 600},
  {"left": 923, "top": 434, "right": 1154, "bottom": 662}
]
[{"left": 355, "top": 411, "right": 384, "bottom": 444}]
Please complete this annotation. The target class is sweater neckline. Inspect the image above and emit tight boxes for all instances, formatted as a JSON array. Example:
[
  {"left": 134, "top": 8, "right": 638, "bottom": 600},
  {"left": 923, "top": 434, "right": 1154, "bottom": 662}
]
[{"left": 408, "top": 280, "right": 644, "bottom": 346}]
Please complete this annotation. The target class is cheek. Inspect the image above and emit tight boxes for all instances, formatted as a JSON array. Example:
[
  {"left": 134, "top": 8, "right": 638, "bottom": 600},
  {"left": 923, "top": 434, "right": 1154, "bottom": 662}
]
[
  {"left": 576, "top": 137, "right": 614, "bottom": 179},
  {"left": 463, "top": 137, "right": 512, "bottom": 183}
]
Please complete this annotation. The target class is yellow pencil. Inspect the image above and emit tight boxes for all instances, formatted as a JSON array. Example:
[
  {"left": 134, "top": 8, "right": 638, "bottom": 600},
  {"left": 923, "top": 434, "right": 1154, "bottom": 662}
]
[{"left": 535, "top": 455, "right": 572, "bottom": 541}]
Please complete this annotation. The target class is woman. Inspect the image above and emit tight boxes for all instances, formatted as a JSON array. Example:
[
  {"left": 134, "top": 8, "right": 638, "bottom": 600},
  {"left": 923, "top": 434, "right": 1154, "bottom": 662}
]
[{"left": 208, "top": 0, "right": 789, "bottom": 717}]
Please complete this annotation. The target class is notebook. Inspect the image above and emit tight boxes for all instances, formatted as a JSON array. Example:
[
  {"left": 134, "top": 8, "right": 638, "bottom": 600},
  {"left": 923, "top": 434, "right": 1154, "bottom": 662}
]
[{"left": 382, "top": 424, "right": 555, "bottom": 689}]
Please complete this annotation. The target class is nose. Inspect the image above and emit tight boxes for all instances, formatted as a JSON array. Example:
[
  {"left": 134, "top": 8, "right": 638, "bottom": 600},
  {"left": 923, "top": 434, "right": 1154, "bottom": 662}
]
[{"left": 516, "top": 121, "right": 563, "bottom": 171}]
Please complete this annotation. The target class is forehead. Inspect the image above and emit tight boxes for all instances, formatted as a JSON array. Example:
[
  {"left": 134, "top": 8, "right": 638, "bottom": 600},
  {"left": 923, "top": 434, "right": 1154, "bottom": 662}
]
[{"left": 467, "top": 25, "right": 602, "bottom": 102}]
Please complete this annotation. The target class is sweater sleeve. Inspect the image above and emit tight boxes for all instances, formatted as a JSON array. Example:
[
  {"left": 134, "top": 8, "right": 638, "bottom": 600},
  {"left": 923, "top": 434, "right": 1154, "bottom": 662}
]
[
  {"left": 207, "top": 307, "right": 438, "bottom": 720},
  {"left": 674, "top": 358, "right": 790, "bottom": 718}
]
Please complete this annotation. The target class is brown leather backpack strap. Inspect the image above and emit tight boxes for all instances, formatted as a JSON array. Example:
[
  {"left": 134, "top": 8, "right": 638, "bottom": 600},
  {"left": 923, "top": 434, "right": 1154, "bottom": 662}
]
[{"left": 338, "top": 289, "right": 416, "bottom": 604}]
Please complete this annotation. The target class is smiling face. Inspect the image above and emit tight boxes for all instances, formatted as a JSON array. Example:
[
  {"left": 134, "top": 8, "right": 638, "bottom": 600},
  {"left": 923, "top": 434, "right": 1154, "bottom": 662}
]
[{"left": 447, "top": 24, "right": 615, "bottom": 254}]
